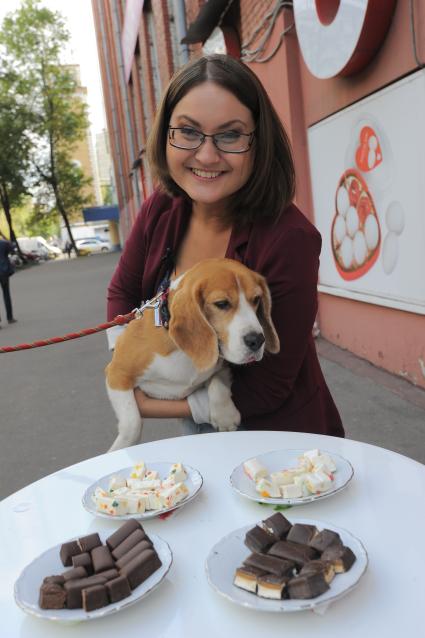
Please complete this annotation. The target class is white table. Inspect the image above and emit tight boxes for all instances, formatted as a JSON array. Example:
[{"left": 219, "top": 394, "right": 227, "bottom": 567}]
[{"left": 1, "top": 431, "right": 424, "bottom": 637}]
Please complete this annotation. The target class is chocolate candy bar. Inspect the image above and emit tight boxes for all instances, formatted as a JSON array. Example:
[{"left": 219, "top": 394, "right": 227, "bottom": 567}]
[
  {"left": 91, "top": 545, "right": 115, "bottom": 573},
  {"left": 111, "top": 529, "right": 147, "bottom": 560},
  {"left": 106, "top": 575, "right": 132, "bottom": 603},
  {"left": 286, "top": 523, "right": 318, "bottom": 545},
  {"left": 78, "top": 532, "right": 102, "bottom": 553},
  {"left": 244, "top": 525, "right": 274, "bottom": 553},
  {"left": 321, "top": 545, "right": 356, "bottom": 573},
  {"left": 106, "top": 519, "right": 142, "bottom": 550},
  {"left": 99, "top": 568, "right": 119, "bottom": 580},
  {"left": 261, "top": 512, "right": 292, "bottom": 540},
  {"left": 39, "top": 582, "right": 66, "bottom": 609},
  {"left": 119, "top": 548, "right": 162, "bottom": 589},
  {"left": 244, "top": 552, "right": 295, "bottom": 577},
  {"left": 43, "top": 575, "right": 65, "bottom": 586},
  {"left": 115, "top": 539, "right": 153, "bottom": 569},
  {"left": 59, "top": 540, "right": 81, "bottom": 567},
  {"left": 288, "top": 572, "right": 329, "bottom": 599},
  {"left": 268, "top": 540, "right": 318, "bottom": 567},
  {"left": 82, "top": 584, "right": 109, "bottom": 612},
  {"left": 308, "top": 529, "right": 342, "bottom": 553},
  {"left": 300, "top": 559, "right": 335, "bottom": 584},
  {"left": 65, "top": 575, "right": 107, "bottom": 609},
  {"left": 62, "top": 566, "right": 87, "bottom": 582},
  {"left": 257, "top": 574, "right": 290, "bottom": 600},
  {"left": 233, "top": 565, "right": 267, "bottom": 593},
  {"left": 72, "top": 552, "right": 93, "bottom": 575}
]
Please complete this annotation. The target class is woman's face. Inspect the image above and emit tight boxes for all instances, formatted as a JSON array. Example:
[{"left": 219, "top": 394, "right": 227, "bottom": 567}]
[{"left": 166, "top": 81, "right": 255, "bottom": 213}]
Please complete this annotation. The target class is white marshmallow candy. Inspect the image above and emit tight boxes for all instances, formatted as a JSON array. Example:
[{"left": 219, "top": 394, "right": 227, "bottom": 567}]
[
  {"left": 108, "top": 475, "right": 127, "bottom": 491},
  {"left": 255, "top": 478, "right": 281, "bottom": 498},
  {"left": 312, "top": 453, "right": 336, "bottom": 473},
  {"left": 94, "top": 494, "right": 129, "bottom": 516},
  {"left": 306, "top": 471, "right": 332, "bottom": 494},
  {"left": 145, "top": 470, "right": 160, "bottom": 480},
  {"left": 243, "top": 458, "right": 268, "bottom": 481},
  {"left": 364, "top": 214, "right": 379, "bottom": 250},
  {"left": 346, "top": 205, "right": 359, "bottom": 238},
  {"left": 126, "top": 478, "right": 146, "bottom": 490},
  {"left": 336, "top": 186, "right": 350, "bottom": 217},
  {"left": 168, "top": 463, "right": 187, "bottom": 483},
  {"left": 280, "top": 483, "right": 303, "bottom": 499},
  {"left": 340, "top": 236, "right": 354, "bottom": 269},
  {"left": 129, "top": 461, "right": 146, "bottom": 479},
  {"left": 293, "top": 474, "right": 311, "bottom": 497},
  {"left": 270, "top": 467, "right": 304, "bottom": 486},
  {"left": 160, "top": 482, "right": 189, "bottom": 508},
  {"left": 161, "top": 475, "right": 176, "bottom": 489},
  {"left": 333, "top": 214, "right": 346, "bottom": 247},
  {"left": 353, "top": 230, "right": 367, "bottom": 266},
  {"left": 302, "top": 449, "right": 321, "bottom": 462}
]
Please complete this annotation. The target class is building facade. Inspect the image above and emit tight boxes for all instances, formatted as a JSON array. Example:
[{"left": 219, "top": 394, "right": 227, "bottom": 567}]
[{"left": 91, "top": 0, "right": 425, "bottom": 390}]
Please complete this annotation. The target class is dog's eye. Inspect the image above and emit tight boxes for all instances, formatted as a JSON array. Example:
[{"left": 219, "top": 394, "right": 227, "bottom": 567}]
[
  {"left": 252, "top": 295, "right": 261, "bottom": 306},
  {"left": 214, "top": 300, "right": 231, "bottom": 310}
]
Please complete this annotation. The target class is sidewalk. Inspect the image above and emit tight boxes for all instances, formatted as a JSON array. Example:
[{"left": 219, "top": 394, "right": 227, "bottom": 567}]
[{"left": 0, "top": 253, "right": 424, "bottom": 499}]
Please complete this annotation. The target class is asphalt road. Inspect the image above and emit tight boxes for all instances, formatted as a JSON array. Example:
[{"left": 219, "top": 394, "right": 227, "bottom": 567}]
[{"left": 0, "top": 253, "right": 424, "bottom": 499}]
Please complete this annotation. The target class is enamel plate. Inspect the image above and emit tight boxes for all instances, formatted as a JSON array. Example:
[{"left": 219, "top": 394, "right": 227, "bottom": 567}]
[
  {"left": 230, "top": 449, "right": 353, "bottom": 505},
  {"left": 206, "top": 518, "right": 368, "bottom": 612},
  {"left": 82, "top": 462, "right": 203, "bottom": 520},
  {"left": 14, "top": 532, "right": 172, "bottom": 622}
]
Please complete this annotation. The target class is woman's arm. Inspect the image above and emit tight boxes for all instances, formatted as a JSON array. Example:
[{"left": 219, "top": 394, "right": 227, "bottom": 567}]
[{"left": 134, "top": 388, "right": 191, "bottom": 418}]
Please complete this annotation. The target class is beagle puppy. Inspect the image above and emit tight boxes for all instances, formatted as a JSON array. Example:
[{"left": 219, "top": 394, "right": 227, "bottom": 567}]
[{"left": 106, "top": 258, "right": 279, "bottom": 451}]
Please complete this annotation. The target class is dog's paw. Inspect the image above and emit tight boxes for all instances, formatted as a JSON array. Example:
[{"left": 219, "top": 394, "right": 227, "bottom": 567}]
[{"left": 210, "top": 402, "right": 241, "bottom": 432}]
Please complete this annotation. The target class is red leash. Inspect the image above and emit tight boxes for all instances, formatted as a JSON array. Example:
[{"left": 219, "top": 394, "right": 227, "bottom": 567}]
[
  {"left": 0, "top": 312, "right": 136, "bottom": 353},
  {"left": 0, "top": 292, "right": 164, "bottom": 354}
]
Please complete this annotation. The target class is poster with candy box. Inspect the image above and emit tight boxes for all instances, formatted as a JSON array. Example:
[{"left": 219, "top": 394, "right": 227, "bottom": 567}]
[{"left": 308, "top": 69, "right": 425, "bottom": 314}]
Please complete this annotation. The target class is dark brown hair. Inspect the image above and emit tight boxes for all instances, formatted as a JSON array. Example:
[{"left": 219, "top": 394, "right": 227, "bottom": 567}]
[{"left": 147, "top": 54, "right": 295, "bottom": 224}]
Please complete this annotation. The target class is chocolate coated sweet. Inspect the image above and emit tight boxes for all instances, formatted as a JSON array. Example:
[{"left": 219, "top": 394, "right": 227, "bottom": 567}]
[
  {"left": 106, "top": 519, "right": 142, "bottom": 550},
  {"left": 65, "top": 575, "right": 107, "bottom": 609},
  {"left": 91, "top": 545, "right": 115, "bottom": 573},
  {"left": 99, "top": 568, "right": 119, "bottom": 580},
  {"left": 261, "top": 512, "right": 292, "bottom": 540},
  {"left": 286, "top": 524, "right": 318, "bottom": 545},
  {"left": 59, "top": 540, "right": 81, "bottom": 567},
  {"left": 115, "top": 539, "right": 153, "bottom": 569},
  {"left": 82, "top": 584, "right": 109, "bottom": 611},
  {"left": 62, "top": 566, "right": 87, "bottom": 582},
  {"left": 233, "top": 565, "right": 268, "bottom": 593},
  {"left": 308, "top": 529, "right": 342, "bottom": 553},
  {"left": 244, "top": 552, "right": 295, "bottom": 577},
  {"left": 120, "top": 548, "right": 162, "bottom": 589},
  {"left": 72, "top": 552, "right": 93, "bottom": 575},
  {"left": 257, "top": 574, "right": 290, "bottom": 600},
  {"left": 106, "top": 575, "right": 132, "bottom": 603},
  {"left": 300, "top": 559, "right": 335, "bottom": 583},
  {"left": 78, "top": 532, "right": 102, "bottom": 553},
  {"left": 111, "top": 529, "right": 147, "bottom": 560},
  {"left": 268, "top": 540, "right": 318, "bottom": 566},
  {"left": 43, "top": 575, "right": 65, "bottom": 586},
  {"left": 321, "top": 545, "right": 356, "bottom": 573},
  {"left": 288, "top": 572, "right": 329, "bottom": 599},
  {"left": 39, "top": 582, "right": 66, "bottom": 609},
  {"left": 244, "top": 525, "right": 274, "bottom": 553}
]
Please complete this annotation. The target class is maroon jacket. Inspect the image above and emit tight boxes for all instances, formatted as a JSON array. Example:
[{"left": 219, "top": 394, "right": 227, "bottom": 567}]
[{"left": 107, "top": 190, "right": 344, "bottom": 437}]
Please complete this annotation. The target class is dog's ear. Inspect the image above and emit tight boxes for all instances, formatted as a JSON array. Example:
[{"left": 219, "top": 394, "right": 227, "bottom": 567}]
[
  {"left": 256, "top": 275, "right": 280, "bottom": 353},
  {"left": 168, "top": 281, "right": 219, "bottom": 371}
]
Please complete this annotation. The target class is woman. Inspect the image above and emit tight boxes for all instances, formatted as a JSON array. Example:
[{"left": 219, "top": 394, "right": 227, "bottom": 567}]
[{"left": 107, "top": 54, "right": 344, "bottom": 438}]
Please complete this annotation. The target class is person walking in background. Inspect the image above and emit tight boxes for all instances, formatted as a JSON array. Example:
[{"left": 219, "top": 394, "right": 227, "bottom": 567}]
[
  {"left": 64, "top": 240, "right": 72, "bottom": 259},
  {"left": 0, "top": 235, "right": 17, "bottom": 328}
]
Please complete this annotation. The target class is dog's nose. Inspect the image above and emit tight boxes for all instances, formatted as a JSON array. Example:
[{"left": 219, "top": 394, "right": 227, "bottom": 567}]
[{"left": 243, "top": 331, "right": 265, "bottom": 352}]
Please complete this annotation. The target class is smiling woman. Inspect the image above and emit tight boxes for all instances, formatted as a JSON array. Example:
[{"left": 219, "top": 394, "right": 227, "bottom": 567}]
[{"left": 106, "top": 54, "right": 344, "bottom": 443}]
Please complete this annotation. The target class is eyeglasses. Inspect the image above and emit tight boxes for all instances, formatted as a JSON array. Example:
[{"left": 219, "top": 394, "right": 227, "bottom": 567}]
[{"left": 168, "top": 126, "right": 255, "bottom": 154}]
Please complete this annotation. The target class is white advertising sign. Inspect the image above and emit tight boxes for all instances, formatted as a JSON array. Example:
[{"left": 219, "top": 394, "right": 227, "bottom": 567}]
[{"left": 308, "top": 70, "right": 425, "bottom": 314}]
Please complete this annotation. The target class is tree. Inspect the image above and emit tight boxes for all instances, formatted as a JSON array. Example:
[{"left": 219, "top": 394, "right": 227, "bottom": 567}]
[
  {"left": 0, "top": 0, "right": 93, "bottom": 254},
  {"left": 0, "top": 70, "right": 33, "bottom": 257}
]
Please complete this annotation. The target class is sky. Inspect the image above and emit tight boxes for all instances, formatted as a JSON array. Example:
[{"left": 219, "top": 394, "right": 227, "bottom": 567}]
[{"left": 0, "top": 0, "right": 107, "bottom": 136}]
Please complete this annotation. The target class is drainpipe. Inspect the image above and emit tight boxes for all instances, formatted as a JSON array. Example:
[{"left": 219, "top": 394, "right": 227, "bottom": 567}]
[{"left": 172, "top": 0, "right": 189, "bottom": 64}]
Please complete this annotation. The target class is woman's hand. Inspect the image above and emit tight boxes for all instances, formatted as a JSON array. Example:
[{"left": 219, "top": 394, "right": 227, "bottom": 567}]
[{"left": 134, "top": 387, "right": 191, "bottom": 419}]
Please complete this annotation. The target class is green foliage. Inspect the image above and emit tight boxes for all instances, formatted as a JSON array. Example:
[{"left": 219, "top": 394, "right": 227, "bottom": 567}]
[{"left": 0, "top": 0, "right": 92, "bottom": 251}]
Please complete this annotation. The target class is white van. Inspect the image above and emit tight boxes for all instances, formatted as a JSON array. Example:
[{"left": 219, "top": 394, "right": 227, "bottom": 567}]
[{"left": 17, "top": 237, "right": 62, "bottom": 259}]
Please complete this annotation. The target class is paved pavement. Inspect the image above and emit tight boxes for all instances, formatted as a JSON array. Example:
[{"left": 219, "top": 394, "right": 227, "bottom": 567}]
[{"left": 0, "top": 252, "right": 424, "bottom": 499}]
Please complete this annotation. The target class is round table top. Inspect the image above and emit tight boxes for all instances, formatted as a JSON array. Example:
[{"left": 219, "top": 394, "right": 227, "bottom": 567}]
[{"left": 1, "top": 430, "right": 424, "bottom": 637}]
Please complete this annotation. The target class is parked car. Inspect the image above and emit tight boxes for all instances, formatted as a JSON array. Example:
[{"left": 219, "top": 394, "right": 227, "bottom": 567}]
[{"left": 75, "top": 238, "right": 110, "bottom": 254}]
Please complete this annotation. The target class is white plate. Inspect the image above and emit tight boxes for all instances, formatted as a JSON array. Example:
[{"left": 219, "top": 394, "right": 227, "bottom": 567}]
[
  {"left": 14, "top": 531, "right": 172, "bottom": 622},
  {"left": 230, "top": 449, "right": 354, "bottom": 505},
  {"left": 82, "top": 462, "right": 203, "bottom": 520},
  {"left": 206, "top": 518, "right": 368, "bottom": 612}
]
